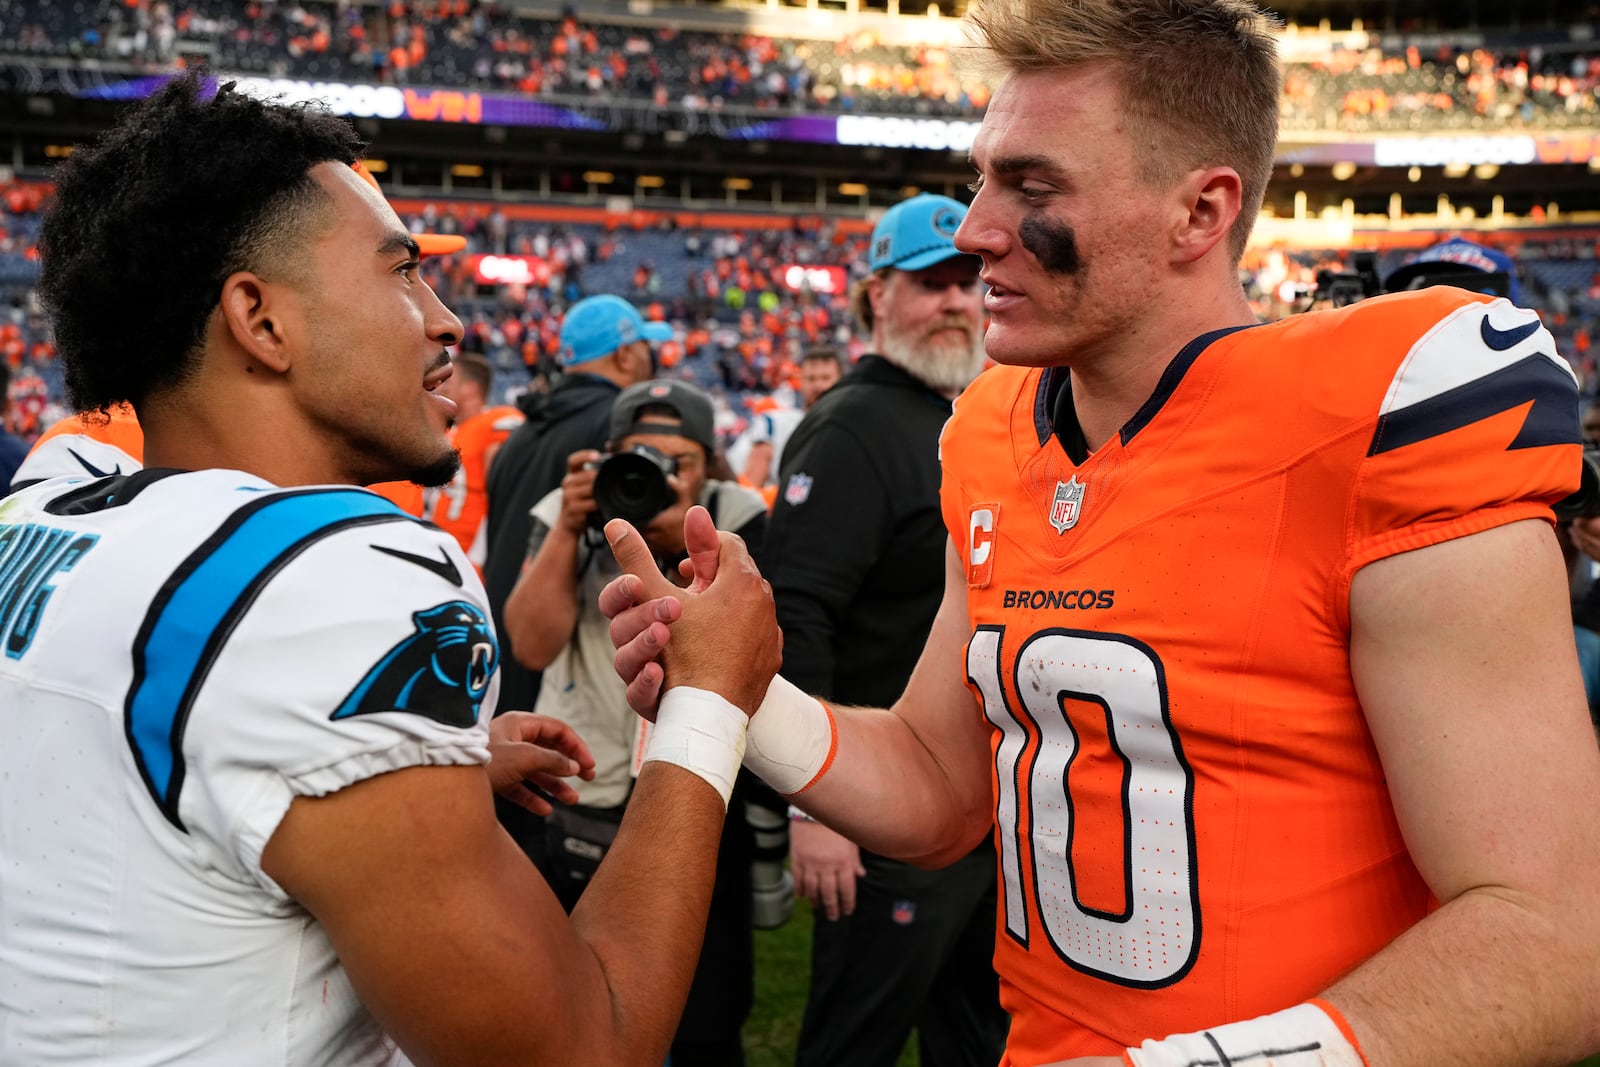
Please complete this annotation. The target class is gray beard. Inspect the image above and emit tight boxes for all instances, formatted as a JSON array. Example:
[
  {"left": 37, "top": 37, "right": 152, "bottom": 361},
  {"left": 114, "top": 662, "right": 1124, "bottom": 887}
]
[{"left": 879, "top": 322, "right": 986, "bottom": 396}]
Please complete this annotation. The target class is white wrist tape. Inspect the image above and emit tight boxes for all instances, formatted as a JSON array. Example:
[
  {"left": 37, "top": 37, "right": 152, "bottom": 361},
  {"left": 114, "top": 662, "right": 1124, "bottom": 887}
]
[
  {"left": 641, "top": 687, "right": 749, "bottom": 809},
  {"left": 742, "top": 674, "right": 836, "bottom": 795},
  {"left": 1126, "top": 1001, "right": 1369, "bottom": 1067}
]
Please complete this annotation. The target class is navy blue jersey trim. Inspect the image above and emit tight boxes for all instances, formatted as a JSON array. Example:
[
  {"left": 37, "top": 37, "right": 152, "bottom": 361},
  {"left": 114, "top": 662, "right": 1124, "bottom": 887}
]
[
  {"left": 1368, "top": 353, "right": 1579, "bottom": 457},
  {"left": 1121, "top": 324, "right": 1258, "bottom": 446},
  {"left": 1034, "top": 367, "right": 1062, "bottom": 447},
  {"left": 45, "top": 469, "right": 186, "bottom": 516},
  {"left": 124, "top": 488, "right": 416, "bottom": 831}
]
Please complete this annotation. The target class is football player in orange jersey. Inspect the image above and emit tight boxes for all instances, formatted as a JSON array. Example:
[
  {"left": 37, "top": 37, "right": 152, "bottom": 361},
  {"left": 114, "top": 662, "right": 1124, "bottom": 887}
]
[
  {"left": 423, "top": 352, "right": 524, "bottom": 566},
  {"left": 596, "top": 1, "right": 1600, "bottom": 1064}
]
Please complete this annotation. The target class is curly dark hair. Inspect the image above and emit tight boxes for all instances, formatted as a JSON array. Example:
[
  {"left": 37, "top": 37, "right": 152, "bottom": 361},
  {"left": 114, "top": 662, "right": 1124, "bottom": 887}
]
[{"left": 37, "top": 71, "right": 365, "bottom": 412}]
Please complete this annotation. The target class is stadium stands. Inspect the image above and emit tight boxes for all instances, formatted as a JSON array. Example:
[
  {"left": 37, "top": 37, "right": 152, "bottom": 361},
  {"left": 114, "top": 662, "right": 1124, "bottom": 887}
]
[{"left": 0, "top": 1, "right": 1590, "bottom": 127}]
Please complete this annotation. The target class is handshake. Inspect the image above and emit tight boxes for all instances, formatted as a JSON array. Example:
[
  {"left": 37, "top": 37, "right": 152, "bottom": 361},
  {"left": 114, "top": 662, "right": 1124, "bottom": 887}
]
[{"left": 596, "top": 504, "right": 782, "bottom": 720}]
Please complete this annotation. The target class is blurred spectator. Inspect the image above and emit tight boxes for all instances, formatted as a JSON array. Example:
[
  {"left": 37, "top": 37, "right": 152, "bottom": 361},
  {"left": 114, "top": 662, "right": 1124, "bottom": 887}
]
[
  {"left": 761, "top": 195, "right": 1005, "bottom": 1067},
  {"left": 0, "top": 363, "right": 29, "bottom": 492}
]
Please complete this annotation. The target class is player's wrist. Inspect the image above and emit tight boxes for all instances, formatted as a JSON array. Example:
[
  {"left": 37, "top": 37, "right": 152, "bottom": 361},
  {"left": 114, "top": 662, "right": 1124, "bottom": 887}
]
[
  {"left": 1125, "top": 1000, "right": 1369, "bottom": 1067},
  {"left": 743, "top": 674, "right": 837, "bottom": 795},
  {"left": 641, "top": 686, "right": 749, "bottom": 809}
]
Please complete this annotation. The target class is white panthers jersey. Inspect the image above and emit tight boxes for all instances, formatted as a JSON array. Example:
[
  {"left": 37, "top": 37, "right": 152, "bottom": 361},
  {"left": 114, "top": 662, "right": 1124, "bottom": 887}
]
[{"left": 0, "top": 469, "right": 498, "bottom": 1065}]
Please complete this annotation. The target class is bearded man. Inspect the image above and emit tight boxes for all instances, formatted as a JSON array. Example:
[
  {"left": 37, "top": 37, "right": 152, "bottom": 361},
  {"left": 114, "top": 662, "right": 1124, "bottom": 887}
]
[{"left": 759, "top": 193, "right": 1008, "bottom": 1067}]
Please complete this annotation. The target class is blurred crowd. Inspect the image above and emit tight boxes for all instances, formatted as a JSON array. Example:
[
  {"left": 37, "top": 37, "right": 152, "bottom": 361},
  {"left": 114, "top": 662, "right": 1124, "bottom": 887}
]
[
  {"left": 1282, "top": 43, "right": 1600, "bottom": 132},
  {"left": 0, "top": 0, "right": 1593, "bottom": 126}
]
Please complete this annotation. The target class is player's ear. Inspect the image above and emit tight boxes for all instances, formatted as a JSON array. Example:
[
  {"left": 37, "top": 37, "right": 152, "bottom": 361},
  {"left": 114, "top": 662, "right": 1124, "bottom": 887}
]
[
  {"left": 218, "top": 271, "right": 293, "bottom": 374},
  {"left": 1171, "top": 166, "right": 1242, "bottom": 266}
]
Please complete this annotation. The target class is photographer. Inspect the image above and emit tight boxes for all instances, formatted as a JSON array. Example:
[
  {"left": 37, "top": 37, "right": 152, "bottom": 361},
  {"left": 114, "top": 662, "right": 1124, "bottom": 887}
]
[{"left": 502, "top": 378, "right": 776, "bottom": 1067}]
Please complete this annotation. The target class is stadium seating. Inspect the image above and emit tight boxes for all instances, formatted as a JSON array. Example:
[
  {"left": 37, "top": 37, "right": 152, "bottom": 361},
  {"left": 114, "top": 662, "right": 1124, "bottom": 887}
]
[{"left": 4, "top": 1, "right": 1589, "bottom": 127}]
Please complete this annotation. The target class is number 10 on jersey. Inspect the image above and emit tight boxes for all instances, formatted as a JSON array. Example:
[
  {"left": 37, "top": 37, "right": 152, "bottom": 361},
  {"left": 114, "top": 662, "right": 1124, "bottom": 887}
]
[{"left": 967, "top": 625, "right": 1200, "bottom": 988}]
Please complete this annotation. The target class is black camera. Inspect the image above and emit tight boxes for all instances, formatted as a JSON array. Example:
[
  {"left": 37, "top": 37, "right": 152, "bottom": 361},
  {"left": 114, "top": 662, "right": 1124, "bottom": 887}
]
[
  {"left": 1555, "top": 447, "right": 1600, "bottom": 521},
  {"left": 1311, "top": 251, "right": 1383, "bottom": 308},
  {"left": 588, "top": 444, "right": 679, "bottom": 526}
]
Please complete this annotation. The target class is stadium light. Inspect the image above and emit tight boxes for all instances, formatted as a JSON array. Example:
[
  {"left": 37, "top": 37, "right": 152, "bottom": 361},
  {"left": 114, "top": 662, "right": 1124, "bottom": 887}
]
[
  {"left": 1473, "top": 164, "right": 1500, "bottom": 181},
  {"left": 838, "top": 182, "right": 869, "bottom": 197},
  {"left": 451, "top": 164, "right": 484, "bottom": 179},
  {"left": 723, "top": 177, "right": 753, "bottom": 191},
  {"left": 1330, "top": 162, "right": 1356, "bottom": 181},
  {"left": 637, "top": 175, "right": 666, "bottom": 189},
  {"left": 1442, "top": 162, "right": 1472, "bottom": 179},
  {"left": 1408, "top": 166, "right": 1421, "bottom": 183},
  {"left": 583, "top": 171, "right": 615, "bottom": 185},
  {"left": 1289, "top": 163, "right": 1304, "bottom": 178},
  {"left": 363, "top": 159, "right": 389, "bottom": 173}
]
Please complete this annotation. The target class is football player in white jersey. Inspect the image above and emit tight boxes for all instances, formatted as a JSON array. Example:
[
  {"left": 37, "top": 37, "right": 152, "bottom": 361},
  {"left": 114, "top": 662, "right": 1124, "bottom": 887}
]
[{"left": 0, "top": 71, "right": 779, "bottom": 1065}]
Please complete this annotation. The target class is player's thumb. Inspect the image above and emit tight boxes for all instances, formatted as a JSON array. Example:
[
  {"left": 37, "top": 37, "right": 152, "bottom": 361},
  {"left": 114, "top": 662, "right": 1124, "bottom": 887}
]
[
  {"left": 604, "top": 518, "right": 679, "bottom": 599},
  {"left": 683, "top": 505, "right": 720, "bottom": 592}
]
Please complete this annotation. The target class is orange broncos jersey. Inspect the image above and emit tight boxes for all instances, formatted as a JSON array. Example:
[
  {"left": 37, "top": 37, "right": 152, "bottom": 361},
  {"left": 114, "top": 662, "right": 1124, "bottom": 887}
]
[
  {"left": 426, "top": 405, "right": 524, "bottom": 564},
  {"left": 938, "top": 288, "right": 1580, "bottom": 1064},
  {"left": 368, "top": 479, "right": 425, "bottom": 516},
  {"left": 11, "top": 403, "right": 144, "bottom": 488}
]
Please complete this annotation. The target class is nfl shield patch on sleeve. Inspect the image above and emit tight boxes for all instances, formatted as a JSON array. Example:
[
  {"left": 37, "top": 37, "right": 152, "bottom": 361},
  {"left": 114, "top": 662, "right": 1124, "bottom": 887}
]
[{"left": 784, "top": 472, "right": 814, "bottom": 506}]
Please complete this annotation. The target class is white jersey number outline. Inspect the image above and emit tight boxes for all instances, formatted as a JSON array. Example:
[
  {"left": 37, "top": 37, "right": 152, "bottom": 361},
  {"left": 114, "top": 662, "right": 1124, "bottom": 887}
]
[{"left": 968, "top": 625, "right": 1199, "bottom": 987}]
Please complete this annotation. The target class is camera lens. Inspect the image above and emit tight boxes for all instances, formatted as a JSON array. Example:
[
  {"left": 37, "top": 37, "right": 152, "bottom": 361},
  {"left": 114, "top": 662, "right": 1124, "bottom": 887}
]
[{"left": 592, "top": 447, "right": 678, "bottom": 526}]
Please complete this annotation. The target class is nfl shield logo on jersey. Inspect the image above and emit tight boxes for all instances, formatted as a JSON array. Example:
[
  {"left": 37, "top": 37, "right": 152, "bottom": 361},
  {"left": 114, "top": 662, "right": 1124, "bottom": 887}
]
[
  {"left": 784, "top": 473, "right": 814, "bottom": 507},
  {"left": 1049, "top": 477, "right": 1086, "bottom": 534}
]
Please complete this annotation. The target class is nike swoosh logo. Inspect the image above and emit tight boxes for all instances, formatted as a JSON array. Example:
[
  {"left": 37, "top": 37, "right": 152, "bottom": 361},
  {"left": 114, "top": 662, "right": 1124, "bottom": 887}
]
[
  {"left": 371, "top": 544, "right": 463, "bottom": 587},
  {"left": 1480, "top": 317, "right": 1541, "bottom": 352},
  {"left": 68, "top": 447, "right": 120, "bottom": 478}
]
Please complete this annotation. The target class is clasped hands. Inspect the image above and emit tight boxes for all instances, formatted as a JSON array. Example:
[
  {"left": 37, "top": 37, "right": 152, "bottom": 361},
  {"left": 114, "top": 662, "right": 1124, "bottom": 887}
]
[{"left": 596, "top": 504, "right": 781, "bottom": 718}]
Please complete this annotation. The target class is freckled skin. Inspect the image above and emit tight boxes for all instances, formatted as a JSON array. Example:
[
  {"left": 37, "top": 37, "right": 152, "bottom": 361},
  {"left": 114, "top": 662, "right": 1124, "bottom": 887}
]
[{"left": 1019, "top": 214, "right": 1081, "bottom": 275}]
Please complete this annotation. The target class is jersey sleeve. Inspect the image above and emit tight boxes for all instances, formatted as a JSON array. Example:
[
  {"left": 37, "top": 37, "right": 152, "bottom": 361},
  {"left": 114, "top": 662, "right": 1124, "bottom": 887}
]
[
  {"left": 175, "top": 517, "right": 497, "bottom": 898},
  {"left": 1342, "top": 293, "right": 1581, "bottom": 601}
]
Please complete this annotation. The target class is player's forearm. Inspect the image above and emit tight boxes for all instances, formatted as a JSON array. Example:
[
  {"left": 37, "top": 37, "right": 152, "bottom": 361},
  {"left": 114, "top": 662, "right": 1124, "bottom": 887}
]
[
  {"left": 1325, "top": 885, "right": 1600, "bottom": 1066},
  {"left": 562, "top": 762, "right": 728, "bottom": 1062},
  {"left": 504, "top": 530, "right": 581, "bottom": 670},
  {"left": 788, "top": 700, "right": 992, "bottom": 866}
]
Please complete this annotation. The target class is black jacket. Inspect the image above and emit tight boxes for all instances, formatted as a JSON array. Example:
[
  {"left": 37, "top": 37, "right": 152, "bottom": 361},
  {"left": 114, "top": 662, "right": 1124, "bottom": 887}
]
[
  {"left": 484, "top": 371, "right": 621, "bottom": 712},
  {"left": 760, "top": 355, "right": 952, "bottom": 708}
]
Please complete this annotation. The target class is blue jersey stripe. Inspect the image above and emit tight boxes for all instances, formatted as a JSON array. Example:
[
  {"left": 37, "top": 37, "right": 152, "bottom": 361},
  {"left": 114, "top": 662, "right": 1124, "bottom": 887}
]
[{"left": 125, "top": 488, "right": 414, "bottom": 830}]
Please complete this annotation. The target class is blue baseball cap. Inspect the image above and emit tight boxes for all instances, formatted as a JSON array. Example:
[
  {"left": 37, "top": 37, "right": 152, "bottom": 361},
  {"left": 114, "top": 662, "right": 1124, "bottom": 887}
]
[
  {"left": 869, "top": 193, "right": 973, "bottom": 273},
  {"left": 558, "top": 294, "right": 673, "bottom": 366},
  {"left": 1386, "top": 238, "right": 1522, "bottom": 305}
]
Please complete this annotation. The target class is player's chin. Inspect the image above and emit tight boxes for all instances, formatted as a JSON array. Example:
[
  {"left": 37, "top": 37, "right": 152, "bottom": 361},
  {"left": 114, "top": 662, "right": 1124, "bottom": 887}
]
[
  {"left": 408, "top": 445, "right": 462, "bottom": 489},
  {"left": 977, "top": 322, "right": 1040, "bottom": 367}
]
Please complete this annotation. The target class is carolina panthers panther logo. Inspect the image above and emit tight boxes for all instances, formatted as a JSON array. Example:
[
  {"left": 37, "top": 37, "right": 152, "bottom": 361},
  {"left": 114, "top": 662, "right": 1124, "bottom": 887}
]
[{"left": 331, "top": 601, "right": 498, "bottom": 729}]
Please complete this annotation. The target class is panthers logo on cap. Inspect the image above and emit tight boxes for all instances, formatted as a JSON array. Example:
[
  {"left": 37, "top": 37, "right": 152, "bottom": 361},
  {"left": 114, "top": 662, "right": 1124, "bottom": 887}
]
[
  {"left": 932, "top": 207, "right": 962, "bottom": 236},
  {"left": 331, "top": 600, "right": 498, "bottom": 729}
]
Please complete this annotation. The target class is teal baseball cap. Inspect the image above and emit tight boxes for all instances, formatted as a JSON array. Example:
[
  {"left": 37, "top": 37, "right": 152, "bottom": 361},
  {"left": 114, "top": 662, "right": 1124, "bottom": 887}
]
[
  {"left": 559, "top": 294, "right": 673, "bottom": 366},
  {"left": 869, "top": 193, "right": 972, "bottom": 273}
]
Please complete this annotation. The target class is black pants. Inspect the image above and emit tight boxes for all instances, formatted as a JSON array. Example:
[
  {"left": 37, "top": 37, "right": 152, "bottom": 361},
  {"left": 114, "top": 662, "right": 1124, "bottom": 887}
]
[
  {"left": 495, "top": 787, "right": 757, "bottom": 1067},
  {"left": 795, "top": 840, "right": 1008, "bottom": 1067}
]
